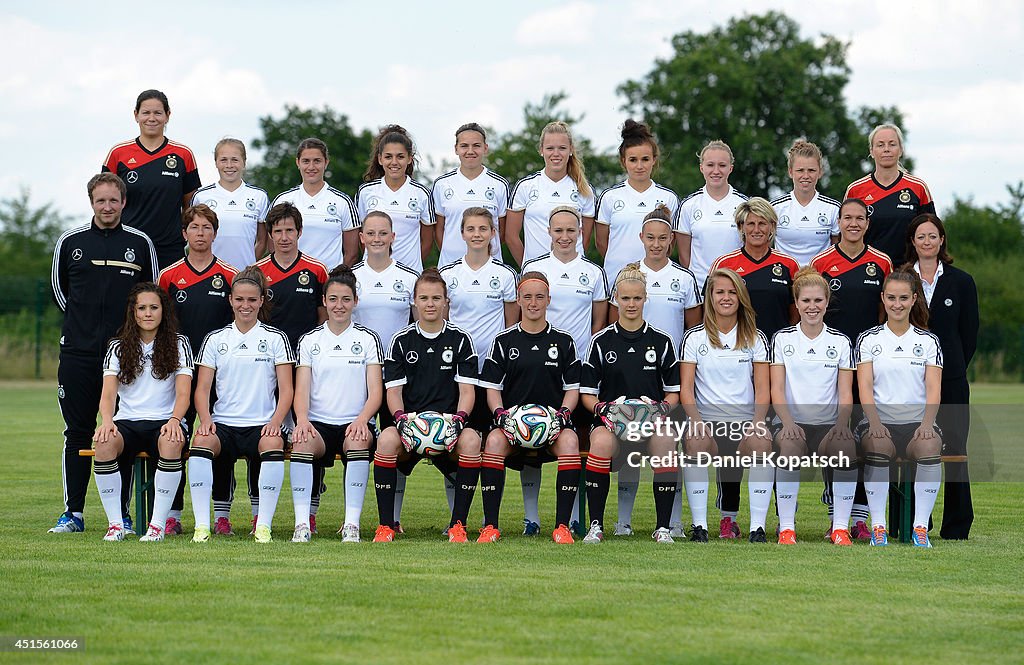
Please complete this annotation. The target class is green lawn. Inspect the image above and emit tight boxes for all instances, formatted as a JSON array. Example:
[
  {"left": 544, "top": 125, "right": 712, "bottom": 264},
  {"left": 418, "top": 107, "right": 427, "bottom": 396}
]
[{"left": 2, "top": 382, "right": 1023, "bottom": 664}]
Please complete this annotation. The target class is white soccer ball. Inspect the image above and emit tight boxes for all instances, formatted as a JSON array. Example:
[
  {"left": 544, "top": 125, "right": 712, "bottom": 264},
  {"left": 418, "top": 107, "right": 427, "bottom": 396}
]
[
  {"left": 399, "top": 411, "right": 458, "bottom": 456},
  {"left": 600, "top": 396, "right": 669, "bottom": 439},
  {"left": 502, "top": 404, "right": 561, "bottom": 449}
]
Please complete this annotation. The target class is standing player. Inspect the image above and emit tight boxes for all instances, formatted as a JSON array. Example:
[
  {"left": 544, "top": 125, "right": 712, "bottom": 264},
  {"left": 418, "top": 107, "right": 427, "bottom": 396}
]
[
  {"left": 188, "top": 267, "right": 295, "bottom": 543},
  {"left": 291, "top": 266, "right": 384, "bottom": 543},
  {"left": 190, "top": 138, "right": 269, "bottom": 270},
  {"left": 357, "top": 125, "right": 435, "bottom": 272},
  {"left": 674, "top": 140, "right": 749, "bottom": 289},
  {"left": 506, "top": 121, "right": 596, "bottom": 266},
  {"left": 579, "top": 264, "right": 681, "bottom": 544},
  {"left": 608, "top": 205, "right": 701, "bottom": 537},
  {"left": 845, "top": 124, "right": 935, "bottom": 265},
  {"left": 371, "top": 270, "right": 481, "bottom": 543},
  {"left": 271, "top": 138, "right": 359, "bottom": 267},
  {"left": 595, "top": 119, "right": 679, "bottom": 283},
  {"left": 856, "top": 268, "right": 943, "bottom": 548},
  {"left": 92, "top": 284, "right": 192, "bottom": 541},
  {"left": 158, "top": 204, "right": 238, "bottom": 535},
  {"left": 770, "top": 267, "right": 856, "bottom": 545},
  {"left": 679, "top": 268, "right": 772, "bottom": 543},
  {"left": 477, "top": 272, "right": 581, "bottom": 543},
  {"left": 432, "top": 123, "right": 511, "bottom": 267},
  {"left": 102, "top": 90, "right": 201, "bottom": 268},
  {"left": 49, "top": 173, "right": 158, "bottom": 534},
  {"left": 770, "top": 139, "right": 840, "bottom": 266}
]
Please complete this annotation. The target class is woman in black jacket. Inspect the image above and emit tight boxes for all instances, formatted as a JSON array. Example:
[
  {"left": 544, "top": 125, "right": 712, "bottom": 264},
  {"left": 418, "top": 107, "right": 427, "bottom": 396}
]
[{"left": 907, "top": 213, "right": 979, "bottom": 539}]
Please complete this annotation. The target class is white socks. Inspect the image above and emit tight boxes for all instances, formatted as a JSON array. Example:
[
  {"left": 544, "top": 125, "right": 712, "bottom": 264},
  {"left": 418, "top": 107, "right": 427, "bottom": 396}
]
[
  {"left": 520, "top": 465, "right": 542, "bottom": 524},
  {"left": 344, "top": 460, "right": 370, "bottom": 526},
  {"left": 914, "top": 462, "right": 942, "bottom": 529},
  {"left": 748, "top": 464, "right": 774, "bottom": 532},
  {"left": 775, "top": 467, "right": 801, "bottom": 532},
  {"left": 832, "top": 468, "right": 858, "bottom": 532},
  {"left": 616, "top": 463, "right": 640, "bottom": 525},
  {"left": 255, "top": 460, "right": 284, "bottom": 529},
  {"left": 188, "top": 455, "right": 214, "bottom": 530},
  {"left": 683, "top": 464, "right": 709, "bottom": 529}
]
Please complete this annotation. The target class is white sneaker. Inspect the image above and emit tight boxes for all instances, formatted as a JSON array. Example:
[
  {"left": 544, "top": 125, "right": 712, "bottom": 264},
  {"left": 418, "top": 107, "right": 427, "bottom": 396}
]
[
  {"left": 613, "top": 522, "right": 634, "bottom": 536},
  {"left": 340, "top": 523, "right": 360, "bottom": 543},
  {"left": 669, "top": 524, "right": 686, "bottom": 539},
  {"left": 653, "top": 527, "right": 675, "bottom": 544},
  {"left": 139, "top": 524, "right": 164, "bottom": 542},
  {"left": 291, "top": 524, "right": 310, "bottom": 543},
  {"left": 103, "top": 523, "right": 124, "bottom": 542},
  {"left": 582, "top": 520, "right": 604, "bottom": 544}
]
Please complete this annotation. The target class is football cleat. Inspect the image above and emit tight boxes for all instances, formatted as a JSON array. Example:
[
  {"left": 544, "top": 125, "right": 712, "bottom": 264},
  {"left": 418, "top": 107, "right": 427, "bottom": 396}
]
[
  {"left": 522, "top": 520, "right": 541, "bottom": 536},
  {"left": 139, "top": 524, "right": 164, "bottom": 542},
  {"left": 122, "top": 516, "right": 135, "bottom": 536},
  {"left": 613, "top": 522, "right": 634, "bottom": 536},
  {"left": 852, "top": 521, "right": 871, "bottom": 541},
  {"left": 291, "top": 524, "right": 311, "bottom": 543},
  {"left": 395, "top": 522, "right": 405, "bottom": 535},
  {"left": 249, "top": 516, "right": 258, "bottom": 536},
  {"left": 719, "top": 516, "right": 740, "bottom": 539},
  {"left": 477, "top": 525, "right": 501, "bottom": 543},
  {"left": 214, "top": 517, "right": 234, "bottom": 536},
  {"left": 448, "top": 521, "right": 468, "bottom": 543},
  {"left": 164, "top": 517, "right": 183, "bottom": 536},
  {"left": 192, "top": 526, "right": 211, "bottom": 543},
  {"left": 569, "top": 520, "right": 585, "bottom": 537},
  {"left": 309, "top": 514, "right": 317, "bottom": 535},
  {"left": 653, "top": 527, "right": 674, "bottom": 544},
  {"left": 869, "top": 525, "right": 889, "bottom": 547},
  {"left": 339, "top": 523, "right": 360, "bottom": 543},
  {"left": 830, "top": 529, "right": 853, "bottom": 546},
  {"left": 254, "top": 524, "right": 273, "bottom": 543},
  {"left": 669, "top": 524, "right": 686, "bottom": 539},
  {"left": 823, "top": 526, "right": 833, "bottom": 541},
  {"left": 689, "top": 524, "right": 709, "bottom": 543},
  {"left": 48, "top": 512, "right": 84, "bottom": 533},
  {"left": 749, "top": 527, "right": 768, "bottom": 543},
  {"left": 373, "top": 525, "right": 396, "bottom": 543},
  {"left": 103, "top": 523, "right": 124, "bottom": 542},
  {"left": 778, "top": 529, "right": 797, "bottom": 545},
  {"left": 582, "top": 520, "right": 604, "bottom": 544},
  {"left": 911, "top": 526, "right": 932, "bottom": 549},
  {"left": 552, "top": 524, "right": 574, "bottom": 544}
]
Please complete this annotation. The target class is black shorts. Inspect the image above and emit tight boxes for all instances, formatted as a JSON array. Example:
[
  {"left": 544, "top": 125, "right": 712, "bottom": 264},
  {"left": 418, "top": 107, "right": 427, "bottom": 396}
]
[
  {"left": 116, "top": 419, "right": 188, "bottom": 460},
  {"left": 504, "top": 445, "right": 558, "bottom": 471},
  {"left": 215, "top": 424, "right": 266, "bottom": 461},
  {"left": 311, "top": 421, "right": 378, "bottom": 468},
  {"left": 854, "top": 420, "right": 943, "bottom": 458},
  {"left": 469, "top": 385, "right": 492, "bottom": 433},
  {"left": 770, "top": 422, "right": 834, "bottom": 455}
]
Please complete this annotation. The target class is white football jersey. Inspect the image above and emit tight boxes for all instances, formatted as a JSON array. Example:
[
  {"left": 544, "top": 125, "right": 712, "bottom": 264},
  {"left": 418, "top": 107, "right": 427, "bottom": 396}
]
[
  {"left": 352, "top": 260, "right": 418, "bottom": 353},
  {"left": 271, "top": 183, "right": 358, "bottom": 268},
  {"left": 612, "top": 260, "right": 701, "bottom": 350},
  {"left": 771, "top": 191, "right": 840, "bottom": 267},
  {"left": 103, "top": 335, "right": 193, "bottom": 421},
  {"left": 681, "top": 323, "right": 769, "bottom": 422},
  {"left": 432, "top": 168, "right": 510, "bottom": 266},
  {"left": 440, "top": 257, "right": 518, "bottom": 371},
  {"left": 197, "top": 322, "right": 295, "bottom": 427},
  {"left": 297, "top": 322, "right": 383, "bottom": 425},
  {"left": 596, "top": 180, "right": 679, "bottom": 283},
  {"left": 356, "top": 176, "right": 434, "bottom": 273},
  {"left": 770, "top": 324, "right": 853, "bottom": 425},
  {"left": 510, "top": 171, "right": 596, "bottom": 264},
  {"left": 855, "top": 323, "right": 942, "bottom": 424},
  {"left": 191, "top": 181, "right": 269, "bottom": 271},
  {"left": 521, "top": 252, "right": 608, "bottom": 360},
  {"left": 674, "top": 186, "right": 748, "bottom": 288}
]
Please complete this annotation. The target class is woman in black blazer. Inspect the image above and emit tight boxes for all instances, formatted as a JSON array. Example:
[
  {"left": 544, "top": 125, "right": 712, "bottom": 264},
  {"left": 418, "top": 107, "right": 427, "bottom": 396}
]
[{"left": 907, "top": 213, "right": 979, "bottom": 539}]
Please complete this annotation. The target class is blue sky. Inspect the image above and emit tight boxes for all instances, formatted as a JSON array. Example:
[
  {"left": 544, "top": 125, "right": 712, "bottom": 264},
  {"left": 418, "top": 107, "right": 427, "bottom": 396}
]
[{"left": 2, "top": 1, "right": 1021, "bottom": 224}]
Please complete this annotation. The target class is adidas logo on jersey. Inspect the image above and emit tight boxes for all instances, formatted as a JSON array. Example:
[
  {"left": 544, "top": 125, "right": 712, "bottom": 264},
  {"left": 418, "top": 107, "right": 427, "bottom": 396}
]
[
  {"left": 229, "top": 200, "right": 237, "bottom": 206},
  {"left": 127, "top": 158, "right": 137, "bottom": 165},
  {"left": 628, "top": 347, "right": 636, "bottom": 352},
  {"left": 561, "top": 273, "right": 570, "bottom": 279},
  {"left": 801, "top": 216, "right": 809, "bottom": 221},
  {"left": 895, "top": 346, "right": 903, "bottom": 352},
  {"left": 467, "top": 189, "right": 476, "bottom": 195},
  {"left": 531, "top": 345, "right": 539, "bottom": 350},
  {"left": 714, "top": 210, "right": 723, "bottom": 216},
  {"left": 374, "top": 282, "right": 383, "bottom": 288},
  {"left": 240, "top": 343, "right": 248, "bottom": 349},
  {"left": 177, "top": 278, "right": 187, "bottom": 285},
  {"left": 638, "top": 202, "right": 647, "bottom": 207},
  {"left": 830, "top": 265, "right": 839, "bottom": 272},
  {"left": 808, "top": 348, "right": 816, "bottom": 354},
  {"left": 865, "top": 194, "right": 874, "bottom": 201},
  {"left": 334, "top": 345, "right": 343, "bottom": 351},
  {"left": 391, "top": 201, "right": 399, "bottom": 206},
  {"left": 307, "top": 205, "right": 316, "bottom": 209},
  {"left": 735, "top": 267, "right": 745, "bottom": 273},
  {"left": 472, "top": 280, "right": 480, "bottom": 285},
  {"left": 427, "top": 347, "right": 434, "bottom": 353},
  {"left": 552, "top": 192, "right": 560, "bottom": 197},
  {"left": 652, "top": 282, "right": 661, "bottom": 287}
]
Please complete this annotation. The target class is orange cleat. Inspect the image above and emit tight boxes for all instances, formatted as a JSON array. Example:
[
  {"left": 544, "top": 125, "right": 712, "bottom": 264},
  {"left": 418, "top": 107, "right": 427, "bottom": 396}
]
[
  {"left": 777, "top": 529, "right": 797, "bottom": 545},
  {"left": 373, "top": 524, "right": 396, "bottom": 543},
  {"left": 552, "top": 524, "right": 575, "bottom": 544},
  {"left": 831, "top": 528, "right": 853, "bottom": 546},
  {"left": 448, "top": 521, "right": 468, "bottom": 543},
  {"left": 477, "top": 525, "right": 501, "bottom": 543}
]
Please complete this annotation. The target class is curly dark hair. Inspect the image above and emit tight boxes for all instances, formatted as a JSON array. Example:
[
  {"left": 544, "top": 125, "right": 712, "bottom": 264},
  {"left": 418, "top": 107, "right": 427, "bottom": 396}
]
[{"left": 115, "top": 283, "right": 181, "bottom": 384}]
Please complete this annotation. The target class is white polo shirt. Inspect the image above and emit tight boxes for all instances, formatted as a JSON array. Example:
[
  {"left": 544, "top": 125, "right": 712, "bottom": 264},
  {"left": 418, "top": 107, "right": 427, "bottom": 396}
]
[
  {"left": 431, "top": 168, "right": 510, "bottom": 266},
  {"left": 855, "top": 323, "right": 942, "bottom": 424},
  {"left": 356, "top": 176, "right": 434, "bottom": 273},
  {"left": 521, "top": 252, "right": 608, "bottom": 360},
  {"left": 352, "top": 260, "right": 418, "bottom": 352},
  {"left": 596, "top": 180, "right": 679, "bottom": 283},
  {"left": 440, "top": 257, "right": 518, "bottom": 372},
  {"left": 674, "top": 186, "right": 748, "bottom": 288},
  {"left": 271, "top": 183, "right": 358, "bottom": 268},
  {"left": 191, "top": 181, "right": 270, "bottom": 271}
]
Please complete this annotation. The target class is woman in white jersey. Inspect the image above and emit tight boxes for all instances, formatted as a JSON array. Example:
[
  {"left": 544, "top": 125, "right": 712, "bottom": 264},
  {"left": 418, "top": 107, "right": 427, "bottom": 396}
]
[
  {"left": 856, "top": 267, "right": 943, "bottom": 548},
  {"left": 608, "top": 205, "right": 701, "bottom": 537},
  {"left": 439, "top": 207, "right": 518, "bottom": 434},
  {"left": 271, "top": 138, "right": 359, "bottom": 268},
  {"left": 507, "top": 121, "right": 596, "bottom": 266},
  {"left": 770, "top": 266, "right": 856, "bottom": 546},
  {"left": 432, "top": 123, "right": 511, "bottom": 267},
  {"left": 596, "top": 119, "right": 680, "bottom": 282},
  {"left": 769, "top": 140, "right": 840, "bottom": 267},
  {"left": 190, "top": 138, "right": 270, "bottom": 269},
  {"left": 674, "top": 140, "right": 749, "bottom": 290},
  {"left": 680, "top": 268, "right": 771, "bottom": 543},
  {"left": 356, "top": 125, "right": 435, "bottom": 273},
  {"left": 92, "top": 283, "right": 192, "bottom": 542},
  {"left": 291, "top": 265, "right": 384, "bottom": 543},
  {"left": 188, "top": 266, "right": 295, "bottom": 543}
]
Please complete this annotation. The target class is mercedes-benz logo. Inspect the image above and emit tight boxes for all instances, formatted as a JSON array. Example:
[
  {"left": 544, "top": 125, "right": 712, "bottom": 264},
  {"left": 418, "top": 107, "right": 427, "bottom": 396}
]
[
  {"left": 126, "top": 171, "right": 139, "bottom": 184},
  {"left": 71, "top": 249, "right": 82, "bottom": 261},
  {"left": 406, "top": 351, "right": 419, "bottom": 363}
]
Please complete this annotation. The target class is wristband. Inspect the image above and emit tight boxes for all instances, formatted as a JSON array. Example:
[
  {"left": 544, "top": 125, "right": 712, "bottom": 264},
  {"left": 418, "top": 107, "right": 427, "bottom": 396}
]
[{"left": 169, "top": 416, "right": 181, "bottom": 423}]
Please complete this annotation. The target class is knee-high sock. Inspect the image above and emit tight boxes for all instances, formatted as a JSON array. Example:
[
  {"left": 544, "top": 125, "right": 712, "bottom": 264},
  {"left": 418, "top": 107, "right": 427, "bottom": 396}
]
[
  {"left": 670, "top": 468, "right": 684, "bottom": 527},
  {"left": 520, "top": 464, "right": 542, "bottom": 524},
  {"left": 748, "top": 462, "right": 775, "bottom": 532},
  {"left": 584, "top": 454, "right": 611, "bottom": 529},
  {"left": 151, "top": 457, "right": 182, "bottom": 531},
  {"left": 375, "top": 453, "right": 398, "bottom": 528},
  {"left": 343, "top": 450, "right": 370, "bottom": 526},
  {"left": 450, "top": 454, "right": 481, "bottom": 528},
  {"left": 392, "top": 470, "right": 407, "bottom": 524},
  {"left": 717, "top": 467, "right": 741, "bottom": 517},
  {"left": 254, "top": 450, "right": 284, "bottom": 529},
  {"left": 914, "top": 457, "right": 942, "bottom": 529},
  {"left": 775, "top": 467, "right": 801, "bottom": 531},
  {"left": 683, "top": 460, "right": 709, "bottom": 529},
  {"left": 93, "top": 459, "right": 122, "bottom": 527},
  {"left": 212, "top": 455, "right": 234, "bottom": 521},
  {"left": 653, "top": 467, "right": 678, "bottom": 530},
  {"left": 832, "top": 467, "right": 858, "bottom": 532},
  {"left": 188, "top": 449, "right": 215, "bottom": 530},
  {"left": 246, "top": 457, "right": 260, "bottom": 518},
  {"left": 555, "top": 455, "right": 581, "bottom": 528},
  {"left": 864, "top": 454, "right": 891, "bottom": 529},
  {"left": 310, "top": 462, "right": 325, "bottom": 517},
  {"left": 616, "top": 461, "right": 640, "bottom": 525},
  {"left": 444, "top": 474, "right": 455, "bottom": 514},
  {"left": 290, "top": 451, "right": 314, "bottom": 528},
  {"left": 480, "top": 453, "right": 506, "bottom": 528}
]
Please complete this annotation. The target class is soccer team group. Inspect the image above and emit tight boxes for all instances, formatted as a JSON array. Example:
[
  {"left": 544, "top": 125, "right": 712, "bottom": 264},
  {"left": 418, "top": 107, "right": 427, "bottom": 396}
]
[{"left": 48, "top": 89, "right": 978, "bottom": 549}]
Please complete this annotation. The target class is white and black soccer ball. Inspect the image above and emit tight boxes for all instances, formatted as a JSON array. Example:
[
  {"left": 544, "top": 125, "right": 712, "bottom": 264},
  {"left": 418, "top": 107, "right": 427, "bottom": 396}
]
[
  {"left": 399, "top": 411, "right": 458, "bottom": 456},
  {"left": 502, "top": 404, "right": 561, "bottom": 449},
  {"left": 600, "top": 396, "right": 669, "bottom": 439}
]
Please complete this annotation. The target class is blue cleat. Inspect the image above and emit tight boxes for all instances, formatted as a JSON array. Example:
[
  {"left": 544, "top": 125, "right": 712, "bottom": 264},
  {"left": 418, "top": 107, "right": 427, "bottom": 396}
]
[
  {"left": 122, "top": 515, "right": 135, "bottom": 536},
  {"left": 911, "top": 526, "right": 932, "bottom": 549},
  {"left": 869, "top": 525, "right": 888, "bottom": 547},
  {"left": 48, "top": 511, "right": 84, "bottom": 533},
  {"left": 522, "top": 519, "right": 541, "bottom": 536}
]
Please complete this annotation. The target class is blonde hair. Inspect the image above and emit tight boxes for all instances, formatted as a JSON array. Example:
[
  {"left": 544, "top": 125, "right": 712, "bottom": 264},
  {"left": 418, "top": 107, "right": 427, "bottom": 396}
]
[
  {"left": 791, "top": 265, "right": 830, "bottom": 302},
  {"left": 868, "top": 123, "right": 906, "bottom": 170},
  {"left": 613, "top": 262, "right": 647, "bottom": 297},
  {"left": 703, "top": 268, "right": 758, "bottom": 350},
  {"left": 698, "top": 139, "right": 734, "bottom": 163},
  {"left": 548, "top": 204, "right": 582, "bottom": 227},
  {"left": 787, "top": 138, "right": 822, "bottom": 169},
  {"left": 539, "top": 121, "right": 593, "bottom": 198},
  {"left": 734, "top": 197, "right": 777, "bottom": 243}
]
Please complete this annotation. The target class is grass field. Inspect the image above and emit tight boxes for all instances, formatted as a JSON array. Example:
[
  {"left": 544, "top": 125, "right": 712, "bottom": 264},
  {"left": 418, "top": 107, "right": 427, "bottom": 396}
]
[{"left": 2, "top": 382, "right": 1023, "bottom": 664}]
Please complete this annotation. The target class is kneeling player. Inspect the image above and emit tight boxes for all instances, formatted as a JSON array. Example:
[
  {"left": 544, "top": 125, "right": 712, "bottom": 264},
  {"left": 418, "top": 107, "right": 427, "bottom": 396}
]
[
  {"left": 372, "top": 269, "right": 482, "bottom": 542},
  {"left": 580, "top": 264, "right": 680, "bottom": 544},
  {"left": 477, "top": 272, "right": 581, "bottom": 543},
  {"left": 92, "top": 284, "right": 192, "bottom": 541}
]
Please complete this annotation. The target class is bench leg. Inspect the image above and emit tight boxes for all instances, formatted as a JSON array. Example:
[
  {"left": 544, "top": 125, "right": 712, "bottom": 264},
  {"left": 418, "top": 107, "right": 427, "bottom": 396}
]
[{"left": 134, "top": 458, "right": 146, "bottom": 531}]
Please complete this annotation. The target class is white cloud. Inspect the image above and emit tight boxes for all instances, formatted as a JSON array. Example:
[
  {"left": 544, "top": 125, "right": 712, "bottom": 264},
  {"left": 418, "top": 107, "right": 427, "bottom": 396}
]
[{"left": 515, "top": 1, "right": 597, "bottom": 46}]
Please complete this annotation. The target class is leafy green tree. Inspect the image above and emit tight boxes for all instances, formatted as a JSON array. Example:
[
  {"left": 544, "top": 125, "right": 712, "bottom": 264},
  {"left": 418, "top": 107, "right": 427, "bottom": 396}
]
[
  {"left": 619, "top": 11, "right": 912, "bottom": 199},
  {"left": 249, "top": 105, "right": 375, "bottom": 198},
  {"left": 0, "top": 188, "right": 72, "bottom": 278}
]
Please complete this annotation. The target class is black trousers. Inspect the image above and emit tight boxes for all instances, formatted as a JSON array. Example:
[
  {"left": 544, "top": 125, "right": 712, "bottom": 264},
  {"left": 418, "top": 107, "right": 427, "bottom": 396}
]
[
  {"left": 938, "top": 378, "right": 973, "bottom": 540},
  {"left": 57, "top": 353, "right": 104, "bottom": 514}
]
